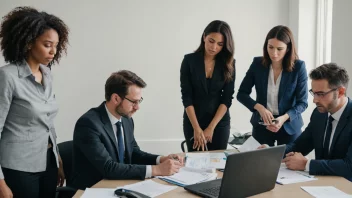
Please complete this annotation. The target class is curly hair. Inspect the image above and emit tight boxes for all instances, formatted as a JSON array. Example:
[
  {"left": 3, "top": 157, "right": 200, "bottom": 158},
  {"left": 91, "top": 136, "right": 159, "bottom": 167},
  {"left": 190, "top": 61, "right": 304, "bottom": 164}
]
[{"left": 0, "top": 6, "right": 69, "bottom": 67}]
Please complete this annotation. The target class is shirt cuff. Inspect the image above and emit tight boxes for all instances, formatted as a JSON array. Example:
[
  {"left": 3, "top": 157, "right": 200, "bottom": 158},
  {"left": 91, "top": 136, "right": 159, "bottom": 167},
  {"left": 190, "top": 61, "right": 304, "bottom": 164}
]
[
  {"left": 145, "top": 165, "right": 152, "bottom": 178},
  {"left": 305, "top": 157, "right": 310, "bottom": 171},
  {"left": 156, "top": 156, "right": 161, "bottom": 165}
]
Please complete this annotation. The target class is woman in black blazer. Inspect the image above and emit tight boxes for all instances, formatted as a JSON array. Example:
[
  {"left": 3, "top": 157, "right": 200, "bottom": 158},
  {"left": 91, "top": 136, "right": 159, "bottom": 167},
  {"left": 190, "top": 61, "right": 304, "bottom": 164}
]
[{"left": 180, "top": 20, "right": 236, "bottom": 151}]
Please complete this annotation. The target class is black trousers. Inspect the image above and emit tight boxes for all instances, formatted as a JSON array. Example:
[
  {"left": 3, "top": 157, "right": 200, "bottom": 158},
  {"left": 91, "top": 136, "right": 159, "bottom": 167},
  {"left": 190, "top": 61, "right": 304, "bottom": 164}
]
[
  {"left": 2, "top": 147, "right": 58, "bottom": 198},
  {"left": 252, "top": 125, "right": 300, "bottom": 146},
  {"left": 184, "top": 121, "right": 230, "bottom": 152}
]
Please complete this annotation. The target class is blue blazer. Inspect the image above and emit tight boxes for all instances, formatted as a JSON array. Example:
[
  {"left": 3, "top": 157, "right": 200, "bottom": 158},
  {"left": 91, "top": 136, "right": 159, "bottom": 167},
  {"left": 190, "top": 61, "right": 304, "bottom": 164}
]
[
  {"left": 286, "top": 98, "right": 352, "bottom": 181},
  {"left": 237, "top": 57, "right": 308, "bottom": 135}
]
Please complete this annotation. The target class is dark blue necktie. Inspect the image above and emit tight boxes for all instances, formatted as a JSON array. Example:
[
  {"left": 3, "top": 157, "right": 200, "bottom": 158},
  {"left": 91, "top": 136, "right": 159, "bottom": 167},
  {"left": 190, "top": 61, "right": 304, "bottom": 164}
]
[
  {"left": 115, "top": 121, "right": 124, "bottom": 163},
  {"left": 323, "top": 116, "right": 334, "bottom": 158}
]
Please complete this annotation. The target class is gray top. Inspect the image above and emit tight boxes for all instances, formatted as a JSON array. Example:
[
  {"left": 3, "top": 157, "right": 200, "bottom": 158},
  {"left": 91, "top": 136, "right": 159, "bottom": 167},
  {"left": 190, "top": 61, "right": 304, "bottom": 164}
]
[{"left": 0, "top": 61, "right": 59, "bottom": 179}]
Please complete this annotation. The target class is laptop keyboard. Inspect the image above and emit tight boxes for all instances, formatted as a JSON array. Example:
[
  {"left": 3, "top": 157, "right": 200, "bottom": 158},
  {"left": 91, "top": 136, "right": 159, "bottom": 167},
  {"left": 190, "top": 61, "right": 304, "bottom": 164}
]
[{"left": 200, "top": 186, "right": 220, "bottom": 197}]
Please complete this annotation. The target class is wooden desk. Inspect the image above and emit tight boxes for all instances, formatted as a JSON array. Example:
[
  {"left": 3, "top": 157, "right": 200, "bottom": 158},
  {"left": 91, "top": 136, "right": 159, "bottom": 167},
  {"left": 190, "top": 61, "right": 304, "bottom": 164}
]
[{"left": 73, "top": 174, "right": 352, "bottom": 197}]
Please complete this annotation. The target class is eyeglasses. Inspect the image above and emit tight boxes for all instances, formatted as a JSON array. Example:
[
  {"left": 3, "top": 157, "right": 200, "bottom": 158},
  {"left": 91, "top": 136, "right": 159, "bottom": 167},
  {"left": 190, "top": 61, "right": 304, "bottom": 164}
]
[
  {"left": 309, "top": 88, "right": 339, "bottom": 99},
  {"left": 124, "top": 97, "right": 143, "bottom": 106}
]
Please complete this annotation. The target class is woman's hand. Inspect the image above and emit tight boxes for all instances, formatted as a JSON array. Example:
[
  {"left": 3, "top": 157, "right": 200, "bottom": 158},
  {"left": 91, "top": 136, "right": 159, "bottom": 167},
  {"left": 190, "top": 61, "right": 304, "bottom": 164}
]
[
  {"left": 266, "top": 114, "right": 289, "bottom": 133},
  {"left": 203, "top": 127, "right": 214, "bottom": 143},
  {"left": 193, "top": 128, "right": 206, "bottom": 151},
  {"left": 255, "top": 104, "right": 274, "bottom": 125},
  {"left": 0, "top": 180, "right": 13, "bottom": 198},
  {"left": 57, "top": 155, "right": 65, "bottom": 187}
]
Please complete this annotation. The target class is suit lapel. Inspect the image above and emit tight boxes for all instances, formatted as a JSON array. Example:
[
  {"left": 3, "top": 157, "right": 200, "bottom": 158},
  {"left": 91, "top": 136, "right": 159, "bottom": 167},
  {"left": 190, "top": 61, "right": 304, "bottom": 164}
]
[
  {"left": 195, "top": 52, "right": 208, "bottom": 94},
  {"left": 278, "top": 70, "right": 291, "bottom": 105},
  {"left": 262, "top": 67, "right": 269, "bottom": 104},
  {"left": 330, "top": 99, "right": 352, "bottom": 154},
  {"left": 99, "top": 103, "right": 119, "bottom": 154}
]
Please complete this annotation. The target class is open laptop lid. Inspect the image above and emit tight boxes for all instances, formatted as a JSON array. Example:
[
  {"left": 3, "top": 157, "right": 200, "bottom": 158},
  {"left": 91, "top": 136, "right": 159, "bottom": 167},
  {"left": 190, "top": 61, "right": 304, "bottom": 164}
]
[{"left": 219, "top": 145, "right": 286, "bottom": 198}]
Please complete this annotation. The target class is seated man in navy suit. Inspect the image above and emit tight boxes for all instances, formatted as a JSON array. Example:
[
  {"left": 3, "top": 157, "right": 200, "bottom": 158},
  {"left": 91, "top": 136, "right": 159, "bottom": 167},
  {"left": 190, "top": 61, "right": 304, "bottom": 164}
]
[
  {"left": 260, "top": 63, "right": 352, "bottom": 181},
  {"left": 71, "top": 70, "right": 183, "bottom": 189}
]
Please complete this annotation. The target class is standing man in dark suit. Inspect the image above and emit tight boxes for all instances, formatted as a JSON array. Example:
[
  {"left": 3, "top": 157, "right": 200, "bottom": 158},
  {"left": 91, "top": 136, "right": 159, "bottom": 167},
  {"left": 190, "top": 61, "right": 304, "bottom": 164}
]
[
  {"left": 264, "top": 63, "right": 352, "bottom": 181},
  {"left": 71, "top": 70, "right": 183, "bottom": 190}
]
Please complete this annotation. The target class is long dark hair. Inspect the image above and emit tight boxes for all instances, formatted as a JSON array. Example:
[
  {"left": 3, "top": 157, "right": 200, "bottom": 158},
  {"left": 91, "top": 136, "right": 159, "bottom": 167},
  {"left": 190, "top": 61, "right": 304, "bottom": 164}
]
[
  {"left": 195, "top": 20, "right": 235, "bottom": 82},
  {"left": 262, "top": 25, "right": 298, "bottom": 72}
]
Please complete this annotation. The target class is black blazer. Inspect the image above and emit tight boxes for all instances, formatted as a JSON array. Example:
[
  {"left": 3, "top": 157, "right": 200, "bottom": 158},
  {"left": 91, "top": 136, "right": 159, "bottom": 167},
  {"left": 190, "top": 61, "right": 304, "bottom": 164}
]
[
  {"left": 180, "top": 52, "right": 236, "bottom": 127},
  {"left": 286, "top": 98, "right": 352, "bottom": 181},
  {"left": 71, "top": 102, "right": 158, "bottom": 190}
]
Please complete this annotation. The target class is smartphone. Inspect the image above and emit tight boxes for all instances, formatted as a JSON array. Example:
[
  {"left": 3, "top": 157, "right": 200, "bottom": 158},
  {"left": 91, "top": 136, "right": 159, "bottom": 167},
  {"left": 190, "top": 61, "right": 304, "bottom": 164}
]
[{"left": 258, "top": 119, "right": 278, "bottom": 126}]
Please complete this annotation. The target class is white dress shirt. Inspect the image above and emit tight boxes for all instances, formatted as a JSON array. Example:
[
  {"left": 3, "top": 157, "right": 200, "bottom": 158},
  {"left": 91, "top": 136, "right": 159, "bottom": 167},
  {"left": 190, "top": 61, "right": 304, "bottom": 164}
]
[
  {"left": 267, "top": 65, "right": 282, "bottom": 115},
  {"left": 105, "top": 105, "right": 161, "bottom": 178},
  {"left": 305, "top": 99, "right": 348, "bottom": 171}
]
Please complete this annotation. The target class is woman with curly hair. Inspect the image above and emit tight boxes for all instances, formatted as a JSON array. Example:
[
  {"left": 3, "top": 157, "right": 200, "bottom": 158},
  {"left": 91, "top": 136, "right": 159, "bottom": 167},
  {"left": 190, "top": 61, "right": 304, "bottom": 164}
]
[{"left": 0, "top": 7, "right": 69, "bottom": 198}]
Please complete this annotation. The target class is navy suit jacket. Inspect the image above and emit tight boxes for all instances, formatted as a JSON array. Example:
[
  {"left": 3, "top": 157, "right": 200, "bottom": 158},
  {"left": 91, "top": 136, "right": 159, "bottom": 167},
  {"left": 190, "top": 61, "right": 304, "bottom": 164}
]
[
  {"left": 180, "top": 52, "right": 236, "bottom": 126},
  {"left": 71, "top": 102, "right": 158, "bottom": 189},
  {"left": 237, "top": 57, "right": 308, "bottom": 135},
  {"left": 286, "top": 98, "right": 352, "bottom": 181}
]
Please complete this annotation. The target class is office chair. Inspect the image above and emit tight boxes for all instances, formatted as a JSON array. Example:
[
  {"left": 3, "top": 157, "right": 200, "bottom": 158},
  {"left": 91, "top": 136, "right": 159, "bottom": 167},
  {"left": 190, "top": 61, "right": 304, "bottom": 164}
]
[
  {"left": 56, "top": 140, "right": 77, "bottom": 198},
  {"left": 181, "top": 140, "right": 187, "bottom": 152}
]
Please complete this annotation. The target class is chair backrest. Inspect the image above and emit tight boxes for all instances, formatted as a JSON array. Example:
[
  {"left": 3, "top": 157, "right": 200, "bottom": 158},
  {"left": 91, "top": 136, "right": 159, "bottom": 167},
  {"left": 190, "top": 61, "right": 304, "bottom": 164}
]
[
  {"left": 181, "top": 140, "right": 187, "bottom": 152},
  {"left": 58, "top": 140, "right": 73, "bottom": 186}
]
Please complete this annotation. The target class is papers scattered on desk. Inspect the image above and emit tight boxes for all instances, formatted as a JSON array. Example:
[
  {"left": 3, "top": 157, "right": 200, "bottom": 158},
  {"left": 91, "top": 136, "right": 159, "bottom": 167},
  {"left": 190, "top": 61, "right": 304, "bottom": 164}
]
[
  {"left": 301, "top": 186, "right": 352, "bottom": 198},
  {"left": 237, "top": 136, "right": 261, "bottom": 152},
  {"left": 277, "top": 165, "right": 317, "bottom": 185},
  {"left": 81, "top": 188, "right": 116, "bottom": 198},
  {"left": 120, "top": 180, "right": 177, "bottom": 197},
  {"left": 157, "top": 167, "right": 217, "bottom": 187},
  {"left": 185, "top": 152, "right": 226, "bottom": 170}
]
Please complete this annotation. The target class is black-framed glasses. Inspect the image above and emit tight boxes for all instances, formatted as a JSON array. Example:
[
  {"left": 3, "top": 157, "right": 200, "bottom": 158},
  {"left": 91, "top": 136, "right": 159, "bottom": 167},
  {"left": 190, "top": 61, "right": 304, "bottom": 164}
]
[
  {"left": 309, "top": 88, "right": 339, "bottom": 98},
  {"left": 124, "top": 97, "right": 143, "bottom": 106}
]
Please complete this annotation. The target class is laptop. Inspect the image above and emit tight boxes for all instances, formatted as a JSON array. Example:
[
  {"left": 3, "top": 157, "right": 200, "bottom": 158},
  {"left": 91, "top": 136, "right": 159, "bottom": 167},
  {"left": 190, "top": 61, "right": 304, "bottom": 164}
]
[{"left": 184, "top": 145, "right": 286, "bottom": 198}]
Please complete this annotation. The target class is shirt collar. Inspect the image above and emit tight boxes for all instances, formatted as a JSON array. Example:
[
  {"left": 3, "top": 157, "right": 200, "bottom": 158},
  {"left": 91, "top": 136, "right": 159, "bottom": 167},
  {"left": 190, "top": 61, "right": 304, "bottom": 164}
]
[
  {"left": 330, "top": 98, "right": 348, "bottom": 122},
  {"left": 104, "top": 104, "right": 122, "bottom": 125},
  {"left": 17, "top": 60, "right": 50, "bottom": 78}
]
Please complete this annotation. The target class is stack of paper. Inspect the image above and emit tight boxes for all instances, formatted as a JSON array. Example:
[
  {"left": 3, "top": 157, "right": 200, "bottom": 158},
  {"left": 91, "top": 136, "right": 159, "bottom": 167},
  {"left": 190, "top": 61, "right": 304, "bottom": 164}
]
[
  {"left": 237, "top": 136, "right": 261, "bottom": 152},
  {"left": 301, "top": 186, "right": 352, "bottom": 198},
  {"left": 277, "top": 166, "right": 317, "bottom": 185},
  {"left": 185, "top": 152, "right": 226, "bottom": 170},
  {"left": 157, "top": 167, "right": 217, "bottom": 187}
]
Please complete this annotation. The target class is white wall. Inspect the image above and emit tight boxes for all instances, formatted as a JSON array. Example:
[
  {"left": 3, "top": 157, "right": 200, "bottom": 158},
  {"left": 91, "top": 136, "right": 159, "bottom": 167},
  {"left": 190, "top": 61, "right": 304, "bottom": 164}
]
[
  {"left": 0, "top": 0, "right": 315, "bottom": 155},
  {"left": 331, "top": 0, "right": 352, "bottom": 97}
]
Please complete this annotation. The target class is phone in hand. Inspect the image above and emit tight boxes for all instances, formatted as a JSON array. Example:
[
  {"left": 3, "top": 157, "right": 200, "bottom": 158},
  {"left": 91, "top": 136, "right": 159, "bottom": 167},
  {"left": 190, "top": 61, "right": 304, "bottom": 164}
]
[{"left": 258, "top": 119, "right": 278, "bottom": 126}]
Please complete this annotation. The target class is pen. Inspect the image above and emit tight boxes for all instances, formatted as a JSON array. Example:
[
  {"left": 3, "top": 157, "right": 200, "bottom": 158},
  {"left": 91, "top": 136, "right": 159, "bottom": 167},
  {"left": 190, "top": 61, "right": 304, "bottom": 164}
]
[{"left": 190, "top": 137, "right": 208, "bottom": 151}]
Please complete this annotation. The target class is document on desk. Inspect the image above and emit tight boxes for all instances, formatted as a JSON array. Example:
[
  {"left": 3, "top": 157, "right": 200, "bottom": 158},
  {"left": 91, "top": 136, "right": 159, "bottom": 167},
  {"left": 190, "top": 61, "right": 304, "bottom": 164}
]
[
  {"left": 185, "top": 152, "right": 226, "bottom": 170},
  {"left": 120, "top": 180, "right": 178, "bottom": 198},
  {"left": 277, "top": 166, "right": 317, "bottom": 185},
  {"left": 301, "top": 186, "right": 352, "bottom": 198},
  {"left": 81, "top": 188, "right": 116, "bottom": 198},
  {"left": 157, "top": 167, "right": 217, "bottom": 187},
  {"left": 237, "top": 136, "right": 261, "bottom": 152}
]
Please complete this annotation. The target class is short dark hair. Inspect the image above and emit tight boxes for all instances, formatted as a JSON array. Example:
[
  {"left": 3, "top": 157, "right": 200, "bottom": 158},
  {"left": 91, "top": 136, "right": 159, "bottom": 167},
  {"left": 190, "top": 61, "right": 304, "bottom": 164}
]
[
  {"left": 0, "top": 6, "right": 69, "bottom": 67},
  {"left": 105, "top": 70, "right": 147, "bottom": 101},
  {"left": 195, "top": 20, "right": 235, "bottom": 82},
  {"left": 262, "top": 25, "right": 298, "bottom": 72},
  {"left": 309, "top": 63, "right": 349, "bottom": 90}
]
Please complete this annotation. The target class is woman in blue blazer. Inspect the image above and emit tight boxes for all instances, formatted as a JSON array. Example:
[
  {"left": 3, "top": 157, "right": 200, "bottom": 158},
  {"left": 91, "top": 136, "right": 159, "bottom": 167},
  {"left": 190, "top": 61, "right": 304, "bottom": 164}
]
[
  {"left": 237, "top": 25, "right": 308, "bottom": 146},
  {"left": 180, "top": 20, "right": 236, "bottom": 151}
]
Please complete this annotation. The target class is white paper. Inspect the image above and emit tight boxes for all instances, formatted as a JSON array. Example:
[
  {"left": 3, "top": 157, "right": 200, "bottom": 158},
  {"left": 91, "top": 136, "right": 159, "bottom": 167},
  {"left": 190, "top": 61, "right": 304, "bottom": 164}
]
[
  {"left": 158, "top": 167, "right": 217, "bottom": 186},
  {"left": 81, "top": 188, "right": 116, "bottom": 198},
  {"left": 185, "top": 152, "right": 226, "bottom": 170},
  {"left": 121, "top": 180, "right": 177, "bottom": 198},
  {"left": 238, "top": 136, "right": 261, "bottom": 152},
  {"left": 301, "top": 186, "right": 352, "bottom": 198},
  {"left": 277, "top": 167, "right": 317, "bottom": 184}
]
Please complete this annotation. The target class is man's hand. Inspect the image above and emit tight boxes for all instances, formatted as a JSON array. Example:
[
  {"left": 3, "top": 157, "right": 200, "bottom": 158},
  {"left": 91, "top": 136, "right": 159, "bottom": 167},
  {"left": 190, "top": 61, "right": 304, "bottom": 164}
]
[
  {"left": 0, "top": 180, "right": 13, "bottom": 198},
  {"left": 152, "top": 159, "right": 182, "bottom": 176},
  {"left": 282, "top": 152, "right": 307, "bottom": 171},
  {"left": 160, "top": 154, "right": 184, "bottom": 165},
  {"left": 257, "top": 144, "right": 269, "bottom": 149}
]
